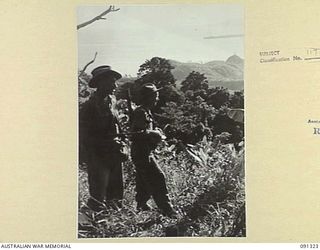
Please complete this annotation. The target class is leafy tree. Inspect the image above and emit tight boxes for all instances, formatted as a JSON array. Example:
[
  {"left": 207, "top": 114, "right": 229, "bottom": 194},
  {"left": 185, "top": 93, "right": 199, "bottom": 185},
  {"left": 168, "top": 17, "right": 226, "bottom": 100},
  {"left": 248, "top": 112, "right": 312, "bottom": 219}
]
[
  {"left": 157, "top": 85, "right": 184, "bottom": 107},
  {"left": 133, "top": 57, "right": 183, "bottom": 108},
  {"left": 206, "top": 87, "right": 230, "bottom": 109},
  {"left": 229, "top": 90, "right": 244, "bottom": 109},
  {"left": 78, "top": 71, "right": 93, "bottom": 105},
  {"left": 158, "top": 96, "right": 216, "bottom": 144},
  {"left": 180, "top": 71, "right": 208, "bottom": 93},
  {"left": 115, "top": 81, "right": 134, "bottom": 100},
  {"left": 137, "top": 57, "right": 175, "bottom": 88}
]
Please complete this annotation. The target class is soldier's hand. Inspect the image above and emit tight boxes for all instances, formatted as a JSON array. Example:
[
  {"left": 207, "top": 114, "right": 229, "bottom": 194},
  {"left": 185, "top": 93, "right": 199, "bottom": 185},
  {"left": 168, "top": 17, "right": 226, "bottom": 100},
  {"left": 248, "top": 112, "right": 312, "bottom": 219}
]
[
  {"left": 146, "top": 130, "right": 165, "bottom": 149},
  {"left": 153, "top": 128, "right": 167, "bottom": 140}
]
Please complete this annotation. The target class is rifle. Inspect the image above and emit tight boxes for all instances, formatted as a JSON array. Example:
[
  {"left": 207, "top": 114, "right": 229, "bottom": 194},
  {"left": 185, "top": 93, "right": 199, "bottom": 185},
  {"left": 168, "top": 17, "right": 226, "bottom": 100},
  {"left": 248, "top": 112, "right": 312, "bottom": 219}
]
[
  {"left": 127, "top": 88, "right": 134, "bottom": 126},
  {"left": 108, "top": 130, "right": 144, "bottom": 139}
]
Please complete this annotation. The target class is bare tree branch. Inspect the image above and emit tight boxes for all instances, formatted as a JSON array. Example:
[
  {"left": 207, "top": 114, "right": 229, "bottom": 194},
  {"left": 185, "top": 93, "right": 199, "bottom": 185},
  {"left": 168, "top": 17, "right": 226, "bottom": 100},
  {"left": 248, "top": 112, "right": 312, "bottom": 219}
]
[
  {"left": 78, "top": 52, "right": 98, "bottom": 78},
  {"left": 77, "top": 5, "right": 120, "bottom": 30}
]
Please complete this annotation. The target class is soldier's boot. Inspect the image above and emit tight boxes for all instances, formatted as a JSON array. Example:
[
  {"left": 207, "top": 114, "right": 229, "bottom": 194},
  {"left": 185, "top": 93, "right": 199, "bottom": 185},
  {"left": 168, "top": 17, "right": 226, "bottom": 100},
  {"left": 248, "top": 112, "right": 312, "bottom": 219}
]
[
  {"left": 137, "top": 202, "right": 152, "bottom": 211},
  {"left": 105, "top": 199, "right": 123, "bottom": 210},
  {"left": 159, "top": 204, "right": 177, "bottom": 218},
  {"left": 156, "top": 197, "right": 177, "bottom": 218},
  {"left": 153, "top": 191, "right": 177, "bottom": 218},
  {"left": 87, "top": 197, "right": 106, "bottom": 212}
]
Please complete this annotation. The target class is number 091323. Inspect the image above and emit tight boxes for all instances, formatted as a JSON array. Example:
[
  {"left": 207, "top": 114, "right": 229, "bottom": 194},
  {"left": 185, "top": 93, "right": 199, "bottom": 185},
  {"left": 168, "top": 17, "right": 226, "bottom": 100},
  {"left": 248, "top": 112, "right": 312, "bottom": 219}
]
[{"left": 300, "top": 244, "right": 319, "bottom": 249}]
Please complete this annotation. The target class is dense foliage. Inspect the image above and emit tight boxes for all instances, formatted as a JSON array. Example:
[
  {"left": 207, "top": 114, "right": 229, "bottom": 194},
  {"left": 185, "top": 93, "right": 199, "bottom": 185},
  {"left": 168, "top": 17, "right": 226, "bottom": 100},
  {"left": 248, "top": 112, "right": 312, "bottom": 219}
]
[
  {"left": 78, "top": 56, "right": 245, "bottom": 237},
  {"left": 78, "top": 136, "right": 245, "bottom": 237}
]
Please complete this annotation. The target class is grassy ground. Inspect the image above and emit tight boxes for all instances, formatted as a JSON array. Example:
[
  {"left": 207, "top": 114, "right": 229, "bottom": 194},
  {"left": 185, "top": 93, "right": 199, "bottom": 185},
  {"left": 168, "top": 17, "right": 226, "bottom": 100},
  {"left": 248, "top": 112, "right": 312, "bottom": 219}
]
[{"left": 78, "top": 138, "right": 245, "bottom": 238}]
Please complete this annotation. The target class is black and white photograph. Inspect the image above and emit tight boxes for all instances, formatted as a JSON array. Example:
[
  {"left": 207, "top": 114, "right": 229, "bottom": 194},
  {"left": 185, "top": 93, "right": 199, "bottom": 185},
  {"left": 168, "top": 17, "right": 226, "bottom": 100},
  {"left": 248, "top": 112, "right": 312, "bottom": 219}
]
[{"left": 77, "top": 4, "right": 245, "bottom": 238}]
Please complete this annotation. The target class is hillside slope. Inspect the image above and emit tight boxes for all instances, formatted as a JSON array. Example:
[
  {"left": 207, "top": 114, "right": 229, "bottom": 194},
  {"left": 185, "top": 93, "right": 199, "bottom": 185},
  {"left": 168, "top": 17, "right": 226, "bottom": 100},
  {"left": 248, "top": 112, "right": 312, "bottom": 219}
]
[{"left": 170, "top": 55, "right": 244, "bottom": 90}]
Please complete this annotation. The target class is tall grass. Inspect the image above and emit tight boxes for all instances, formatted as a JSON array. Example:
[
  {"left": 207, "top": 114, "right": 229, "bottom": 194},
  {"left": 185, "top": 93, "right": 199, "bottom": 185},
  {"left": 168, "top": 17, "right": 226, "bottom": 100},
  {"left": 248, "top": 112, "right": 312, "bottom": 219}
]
[{"left": 78, "top": 136, "right": 245, "bottom": 238}]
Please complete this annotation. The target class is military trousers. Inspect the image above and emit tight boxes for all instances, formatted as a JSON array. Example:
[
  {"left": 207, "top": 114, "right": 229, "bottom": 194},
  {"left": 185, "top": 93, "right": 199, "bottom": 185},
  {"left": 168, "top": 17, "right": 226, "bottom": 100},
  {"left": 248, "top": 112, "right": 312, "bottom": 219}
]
[
  {"left": 131, "top": 147, "right": 171, "bottom": 211},
  {"left": 86, "top": 152, "right": 123, "bottom": 210}
]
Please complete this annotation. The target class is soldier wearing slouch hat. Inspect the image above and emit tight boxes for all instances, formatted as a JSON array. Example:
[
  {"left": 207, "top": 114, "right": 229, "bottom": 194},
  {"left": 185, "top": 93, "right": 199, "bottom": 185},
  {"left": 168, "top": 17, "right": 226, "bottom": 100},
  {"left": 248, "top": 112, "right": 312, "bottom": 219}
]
[
  {"left": 79, "top": 65, "right": 126, "bottom": 211},
  {"left": 130, "top": 83, "right": 176, "bottom": 217}
]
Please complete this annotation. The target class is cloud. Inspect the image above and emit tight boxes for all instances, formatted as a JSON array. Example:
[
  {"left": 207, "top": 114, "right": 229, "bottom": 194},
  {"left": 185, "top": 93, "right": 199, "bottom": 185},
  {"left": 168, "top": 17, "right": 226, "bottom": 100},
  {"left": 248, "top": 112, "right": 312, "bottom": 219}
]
[{"left": 204, "top": 34, "right": 244, "bottom": 39}]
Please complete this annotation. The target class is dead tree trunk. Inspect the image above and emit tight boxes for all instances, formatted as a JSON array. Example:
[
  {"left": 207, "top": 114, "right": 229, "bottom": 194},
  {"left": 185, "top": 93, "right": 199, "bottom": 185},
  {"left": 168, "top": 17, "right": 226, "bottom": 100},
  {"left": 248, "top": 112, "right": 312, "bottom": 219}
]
[{"left": 77, "top": 5, "right": 120, "bottom": 30}]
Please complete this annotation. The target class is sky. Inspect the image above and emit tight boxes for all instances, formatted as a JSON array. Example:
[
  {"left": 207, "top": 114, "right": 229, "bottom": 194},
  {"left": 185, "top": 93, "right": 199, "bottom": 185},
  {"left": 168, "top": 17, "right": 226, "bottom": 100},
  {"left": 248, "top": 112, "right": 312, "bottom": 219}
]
[{"left": 77, "top": 4, "right": 244, "bottom": 76}]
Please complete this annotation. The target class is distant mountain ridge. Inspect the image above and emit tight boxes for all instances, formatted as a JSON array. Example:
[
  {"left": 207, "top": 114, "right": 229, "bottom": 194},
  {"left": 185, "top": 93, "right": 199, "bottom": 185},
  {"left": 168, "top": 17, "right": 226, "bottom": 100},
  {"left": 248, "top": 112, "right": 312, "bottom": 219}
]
[
  {"left": 117, "top": 55, "right": 244, "bottom": 91},
  {"left": 169, "top": 55, "right": 244, "bottom": 91}
]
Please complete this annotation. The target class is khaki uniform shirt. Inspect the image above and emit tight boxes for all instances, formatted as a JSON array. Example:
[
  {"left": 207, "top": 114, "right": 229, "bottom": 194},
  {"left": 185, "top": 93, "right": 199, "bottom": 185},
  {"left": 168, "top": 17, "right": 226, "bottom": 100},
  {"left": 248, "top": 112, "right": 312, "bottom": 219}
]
[{"left": 79, "top": 93, "right": 120, "bottom": 155}]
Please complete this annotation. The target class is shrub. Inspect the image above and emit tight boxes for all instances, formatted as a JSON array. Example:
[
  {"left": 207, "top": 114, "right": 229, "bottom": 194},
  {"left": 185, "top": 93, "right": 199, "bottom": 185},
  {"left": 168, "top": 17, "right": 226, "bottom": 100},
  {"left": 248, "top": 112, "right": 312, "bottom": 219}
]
[{"left": 78, "top": 135, "right": 245, "bottom": 237}]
